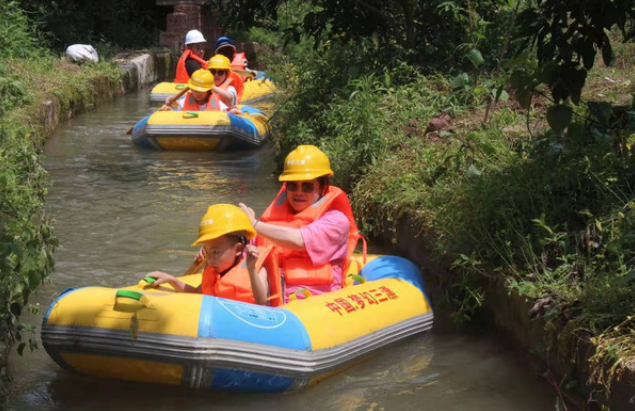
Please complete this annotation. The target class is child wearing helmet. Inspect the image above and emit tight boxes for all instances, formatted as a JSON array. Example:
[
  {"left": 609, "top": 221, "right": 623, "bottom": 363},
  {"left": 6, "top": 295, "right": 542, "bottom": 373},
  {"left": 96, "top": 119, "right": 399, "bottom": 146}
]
[
  {"left": 239, "top": 146, "right": 359, "bottom": 302},
  {"left": 160, "top": 65, "right": 238, "bottom": 113},
  {"left": 147, "top": 204, "right": 274, "bottom": 305},
  {"left": 174, "top": 29, "right": 208, "bottom": 84}
]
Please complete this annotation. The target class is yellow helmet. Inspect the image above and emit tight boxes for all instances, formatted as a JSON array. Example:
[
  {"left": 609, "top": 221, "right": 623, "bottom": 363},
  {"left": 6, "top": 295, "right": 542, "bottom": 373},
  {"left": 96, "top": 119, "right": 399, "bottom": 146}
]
[
  {"left": 279, "top": 145, "right": 334, "bottom": 181},
  {"left": 192, "top": 204, "right": 256, "bottom": 246},
  {"left": 188, "top": 69, "right": 215, "bottom": 92},
  {"left": 207, "top": 54, "right": 231, "bottom": 70}
]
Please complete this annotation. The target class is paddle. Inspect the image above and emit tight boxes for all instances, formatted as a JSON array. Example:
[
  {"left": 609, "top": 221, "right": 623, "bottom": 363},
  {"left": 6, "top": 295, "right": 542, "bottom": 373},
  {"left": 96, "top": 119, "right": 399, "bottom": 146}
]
[
  {"left": 124, "top": 86, "right": 190, "bottom": 135},
  {"left": 183, "top": 255, "right": 205, "bottom": 275},
  {"left": 233, "top": 68, "right": 257, "bottom": 79}
]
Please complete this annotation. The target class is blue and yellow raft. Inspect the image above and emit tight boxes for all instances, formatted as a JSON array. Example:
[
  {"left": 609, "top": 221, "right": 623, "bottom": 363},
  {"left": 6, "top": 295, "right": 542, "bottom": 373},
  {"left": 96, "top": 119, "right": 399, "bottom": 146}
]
[
  {"left": 130, "top": 106, "right": 269, "bottom": 151},
  {"left": 41, "top": 254, "right": 433, "bottom": 392}
]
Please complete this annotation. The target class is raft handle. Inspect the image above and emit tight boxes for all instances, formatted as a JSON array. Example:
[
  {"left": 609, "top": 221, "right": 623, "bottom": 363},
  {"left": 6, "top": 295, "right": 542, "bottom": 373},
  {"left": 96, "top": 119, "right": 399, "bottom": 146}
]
[
  {"left": 116, "top": 290, "right": 144, "bottom": 301},
  {"left": 115, "top": 290, "right": 152, "bottom": 309},
  {"left": 288, "top": 288, "right": 312, "bottom": 301},
  {"left": 175, "top": 83, "right": 186, "bottom": 89},
  {"left": 183, "top": 111, "right": 199, "bottom": 119},
  {"left": 348, "top": 274, "right": 366, "bottom": 285}
]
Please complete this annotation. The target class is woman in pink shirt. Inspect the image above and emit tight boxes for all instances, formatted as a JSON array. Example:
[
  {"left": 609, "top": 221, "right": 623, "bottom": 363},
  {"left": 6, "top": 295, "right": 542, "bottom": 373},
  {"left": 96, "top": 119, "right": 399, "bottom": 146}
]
[{"left": 239, "top": 145, "right": 359, "bottom": 302}]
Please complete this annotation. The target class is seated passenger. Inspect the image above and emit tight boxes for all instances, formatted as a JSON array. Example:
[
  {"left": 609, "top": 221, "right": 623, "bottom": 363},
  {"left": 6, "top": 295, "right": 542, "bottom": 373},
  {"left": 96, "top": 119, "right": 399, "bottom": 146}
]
[
  {"left": 239, "top": 145, "right": 360, "bottom": 302},
  {"left": 160, "top": 66, "right": 238, "bottom": 113},
  {"left": 174, "top": 29, "right": 208, "bottom": 83},
  {"left": 147, "top": 204, "right": 271, "bottom": 305},
  {"left": 206, "top": 54, "right": 241, "bottom": 108},
  {"left": 214, "top": 36, "right": 251, "bottom": 83},
  {"left": 214, "top": 36, "right": 237, "bottom": 62}
]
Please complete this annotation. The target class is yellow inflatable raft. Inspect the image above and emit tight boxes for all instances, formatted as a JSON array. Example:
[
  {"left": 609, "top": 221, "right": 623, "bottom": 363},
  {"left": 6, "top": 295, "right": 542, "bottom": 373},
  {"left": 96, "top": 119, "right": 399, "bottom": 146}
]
[
  {"left": 42, "top": 254, "right": 433, "bottom": 392},
  {"left": 130, "top": 106, "right": 269, "bottom": 151}
]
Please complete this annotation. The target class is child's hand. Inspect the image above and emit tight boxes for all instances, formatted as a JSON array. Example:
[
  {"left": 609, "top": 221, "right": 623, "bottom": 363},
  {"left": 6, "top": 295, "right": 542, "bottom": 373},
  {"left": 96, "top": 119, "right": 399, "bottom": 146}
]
[
  {"left": 146, "top": 271, "right": 174, "bottom": 287},
  {"left": 238, "top": 203, "right": 257, "bottom": 226},
  {"left": 245, "top": 244, "right": 259, "bottom": 273},
  {"left": 194, "top": 247, "right": 206, "bottom": 264}
]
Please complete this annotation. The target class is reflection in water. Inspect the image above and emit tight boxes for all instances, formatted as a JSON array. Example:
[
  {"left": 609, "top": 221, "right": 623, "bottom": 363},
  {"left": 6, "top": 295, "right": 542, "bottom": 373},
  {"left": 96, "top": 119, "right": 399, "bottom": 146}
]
[{"left": 7, "top": 89, "right": 556, "bottom": 411}]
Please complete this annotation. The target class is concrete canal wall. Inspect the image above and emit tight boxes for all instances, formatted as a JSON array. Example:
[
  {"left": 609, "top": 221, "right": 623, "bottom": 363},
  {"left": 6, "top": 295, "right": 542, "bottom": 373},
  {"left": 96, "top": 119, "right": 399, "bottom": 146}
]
[
  {"left": 39, "top": 52, "right": 172, "bottom": 138},
  {"left": 379, "top": 215, "right": 635, "bottom": 410}
]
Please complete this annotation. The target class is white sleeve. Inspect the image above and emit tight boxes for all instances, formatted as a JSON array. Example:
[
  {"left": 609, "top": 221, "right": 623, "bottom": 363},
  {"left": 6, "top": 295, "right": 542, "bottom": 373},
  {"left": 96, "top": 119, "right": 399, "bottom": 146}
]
[
  {"left": 227, "top": 86, "right": 237, "bottom": 107},
  {"left": 175, "top": 95, "right": 186, "bottom": 111}
]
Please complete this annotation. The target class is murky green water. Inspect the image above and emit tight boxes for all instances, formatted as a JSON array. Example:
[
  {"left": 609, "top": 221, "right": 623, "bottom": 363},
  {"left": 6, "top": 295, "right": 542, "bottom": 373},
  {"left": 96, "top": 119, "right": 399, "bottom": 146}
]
[{"left": 6, "top": 89, "right": 555, "bottom": 410}]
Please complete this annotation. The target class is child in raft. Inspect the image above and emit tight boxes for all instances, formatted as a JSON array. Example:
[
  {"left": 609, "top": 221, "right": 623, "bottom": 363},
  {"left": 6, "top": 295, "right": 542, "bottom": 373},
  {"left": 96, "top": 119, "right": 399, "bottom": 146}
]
[
  {"left": 147, "top": 204, "right": 270, "bottom": 305},
  {"left": 160, "top": 57, "right": 240, "bottom": 114}
]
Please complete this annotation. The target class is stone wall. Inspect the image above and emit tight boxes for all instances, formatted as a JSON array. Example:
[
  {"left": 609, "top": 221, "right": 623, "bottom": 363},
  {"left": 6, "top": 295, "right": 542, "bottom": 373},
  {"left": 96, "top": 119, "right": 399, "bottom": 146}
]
[
  {"left": 39, "top": 52, "right": 172, "bottom": 140},
  {"left": 376, "top": 215, "right": 635, "bottom": 410},
  {"left": 158, "top": 3, "right": 221, "bottom": 60}
]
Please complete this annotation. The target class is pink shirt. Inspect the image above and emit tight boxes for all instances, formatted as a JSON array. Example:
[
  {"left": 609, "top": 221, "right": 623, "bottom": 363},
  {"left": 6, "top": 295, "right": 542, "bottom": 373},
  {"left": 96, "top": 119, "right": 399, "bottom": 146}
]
[{"left": 285, "top": 210, "right": 350, "bottom": 302}]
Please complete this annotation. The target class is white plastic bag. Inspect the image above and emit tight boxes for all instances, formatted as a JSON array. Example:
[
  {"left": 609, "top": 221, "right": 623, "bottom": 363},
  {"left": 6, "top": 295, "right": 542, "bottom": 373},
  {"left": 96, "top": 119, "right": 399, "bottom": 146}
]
[{"left": 65, "top": 44, "right": 99, "bottom": 62}]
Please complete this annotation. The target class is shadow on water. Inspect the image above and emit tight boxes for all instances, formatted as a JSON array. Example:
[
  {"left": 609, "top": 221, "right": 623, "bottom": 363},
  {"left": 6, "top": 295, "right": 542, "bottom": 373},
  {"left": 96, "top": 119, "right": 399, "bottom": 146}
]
[{"left": 7, "top": 88, "right": 557, "bottom": 410}]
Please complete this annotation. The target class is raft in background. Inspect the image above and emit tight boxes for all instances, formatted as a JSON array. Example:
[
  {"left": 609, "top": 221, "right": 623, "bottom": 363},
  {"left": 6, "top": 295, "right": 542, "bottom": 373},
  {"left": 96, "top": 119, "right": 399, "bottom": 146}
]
[
  {"left": 130, "top": 105, "right": 269, "bottom": 151},
  {"left": 41, "top": 254, "right": 433, "bottom": 392},
  {"left": 150, "top": 74, "right": 276, "bottom": 108}
]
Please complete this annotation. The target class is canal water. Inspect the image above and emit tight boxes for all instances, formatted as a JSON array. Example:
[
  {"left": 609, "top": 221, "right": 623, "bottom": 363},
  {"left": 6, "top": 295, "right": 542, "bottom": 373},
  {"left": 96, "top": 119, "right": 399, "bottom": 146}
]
[{"left": 6, "top": 89, "right": 556, "bottom": 410}]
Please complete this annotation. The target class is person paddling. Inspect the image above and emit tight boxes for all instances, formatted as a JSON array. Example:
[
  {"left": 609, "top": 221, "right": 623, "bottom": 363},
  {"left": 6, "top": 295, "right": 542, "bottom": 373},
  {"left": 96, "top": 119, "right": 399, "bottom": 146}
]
[
  {"left": 160, "top": 64, "right": 238, "bottom": 113},
  {"left": 211, "top": 37, "right": 248, "bottom": 99},
  {"left": 147, "top": 204, "right": 273, "bottom": 305},
  {"left": 239, "top": 145, "right": 360, "bottom": 302}
]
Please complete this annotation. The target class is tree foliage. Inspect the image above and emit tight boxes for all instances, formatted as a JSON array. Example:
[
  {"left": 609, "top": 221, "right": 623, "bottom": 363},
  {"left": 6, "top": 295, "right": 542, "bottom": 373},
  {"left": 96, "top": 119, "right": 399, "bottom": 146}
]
[
  {"left": 217, "top": 0, "right": 513, "bottom": 69},
  {"left": 510, "top": 0, "right": 635, "bottom": 130},
  {"left": 17, "top": 0, "right": 167, "bottom": 50}
]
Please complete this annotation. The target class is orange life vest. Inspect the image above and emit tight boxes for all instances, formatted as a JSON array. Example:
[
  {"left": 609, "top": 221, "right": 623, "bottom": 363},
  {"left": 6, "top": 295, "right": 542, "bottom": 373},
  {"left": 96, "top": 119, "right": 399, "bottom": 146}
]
[
  {"left": 229, "top": 72, "right": 244, "bottom": 102},
  {"left": 257, "top": 185, "right": 359, "bottom": 287},
  {"left": 181, "top": 92, "right": 220, "bottom": 111},
  {"left": 174, "top": 49, "right": 208, "bottom": 83},
  {"left": 201, "top": 246, "right": 283, "bottom": 306},
  {"left": 180, "top": 78, "right": 233, "bottom": 111},
  {"left": 231, "top": 52, "right": 247, "bottom": 70}
]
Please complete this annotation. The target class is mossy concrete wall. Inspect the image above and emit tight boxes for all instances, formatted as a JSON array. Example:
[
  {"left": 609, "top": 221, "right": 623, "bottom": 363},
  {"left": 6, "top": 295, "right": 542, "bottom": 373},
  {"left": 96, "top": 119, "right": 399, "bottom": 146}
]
[
  {"left": 380, "top": 215, "right": 635, "bottom": 410},
  {"left": 39, "top": 52, "right": 172, "bottom": 138}
]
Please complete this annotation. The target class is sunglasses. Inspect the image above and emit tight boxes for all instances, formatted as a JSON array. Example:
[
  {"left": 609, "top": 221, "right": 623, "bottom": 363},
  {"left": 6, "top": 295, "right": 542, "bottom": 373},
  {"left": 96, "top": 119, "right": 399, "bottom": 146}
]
[
  {"left": 286, "top": 182, "right": 317, "bottom": 193},
  {"left": 210, "top": 69, "right": 227, "bottom": 76}
]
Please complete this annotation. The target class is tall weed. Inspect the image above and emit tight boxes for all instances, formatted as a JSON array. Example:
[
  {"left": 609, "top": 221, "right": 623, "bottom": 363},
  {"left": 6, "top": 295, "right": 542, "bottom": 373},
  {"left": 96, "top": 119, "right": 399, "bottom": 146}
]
[{"left": 0, "top": 1, "right": 48, "bottom": 59}]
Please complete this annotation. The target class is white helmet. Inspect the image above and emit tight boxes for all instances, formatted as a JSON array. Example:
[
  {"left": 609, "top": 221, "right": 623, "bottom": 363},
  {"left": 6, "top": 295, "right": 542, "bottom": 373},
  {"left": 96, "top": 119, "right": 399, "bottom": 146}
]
[{"left": 185, "top": 30, "right": 206, "bottom": 45}]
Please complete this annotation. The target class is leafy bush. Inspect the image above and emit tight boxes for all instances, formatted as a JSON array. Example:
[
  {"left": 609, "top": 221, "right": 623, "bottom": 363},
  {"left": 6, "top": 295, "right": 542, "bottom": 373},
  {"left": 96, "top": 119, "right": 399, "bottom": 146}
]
[
  {"left": 0, "top": 124, "right": 57, "bottom": 381},
  {"left": 0, "top": 1, "right": 47, "bottom": 59},
  {"left": 0, "top": 71, "right": 34, "bottom": 116}
]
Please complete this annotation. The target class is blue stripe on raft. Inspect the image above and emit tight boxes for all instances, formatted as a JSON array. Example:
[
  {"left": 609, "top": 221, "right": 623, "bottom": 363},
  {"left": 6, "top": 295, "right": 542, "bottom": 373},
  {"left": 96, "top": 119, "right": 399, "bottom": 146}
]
[
  {"left": 198, "top": 297, "right": 312, "bottom": 350},
  {"left": 228, "top": 113, "right": 258, "bottom": 135},
  {"left": 210, "top": 368, "right": 294, "bottom": 392},
  {"left": 360, "top": 256, "right": 432, "bottom": 305},
  {"left": 239, "top": 105, "right": 264, "bottom": 115},
  {"left": 131, "top": 115, "right": 154, "bottom": 148},
  {"left": 132, "top": 114, "right": 150, "bottom": 133},
  {"left": 42, "top": 287, "right": 86, "bottom": 327}
]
